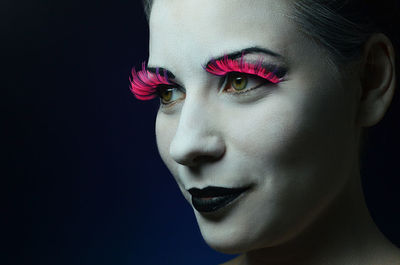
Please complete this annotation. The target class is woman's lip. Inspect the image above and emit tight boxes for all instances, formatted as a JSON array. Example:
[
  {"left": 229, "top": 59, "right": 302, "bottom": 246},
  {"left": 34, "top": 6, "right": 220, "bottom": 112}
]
[
  {"left": 188, "top": 186, "right": 249, "bottom": 197},
  {"left": 188, "top": 186, "right": 250, "bottom": 213}
]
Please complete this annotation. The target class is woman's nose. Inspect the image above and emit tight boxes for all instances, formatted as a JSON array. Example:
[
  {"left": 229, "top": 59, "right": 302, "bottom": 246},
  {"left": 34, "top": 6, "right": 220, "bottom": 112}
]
[{"left": 169, "top": 97, "right": 225, "bottom": 167}]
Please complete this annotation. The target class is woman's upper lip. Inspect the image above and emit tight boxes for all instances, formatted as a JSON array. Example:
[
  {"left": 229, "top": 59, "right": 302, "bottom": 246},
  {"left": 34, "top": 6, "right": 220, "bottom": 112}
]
[{"left": 188, "top": 186, "right": 250, "bottom": 197}]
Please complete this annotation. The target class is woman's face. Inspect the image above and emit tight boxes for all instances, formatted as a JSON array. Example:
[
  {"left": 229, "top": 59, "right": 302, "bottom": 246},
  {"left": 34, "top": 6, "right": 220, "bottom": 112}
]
[{"left": 150, "top": 0, "right": 360, "bottom": 253}]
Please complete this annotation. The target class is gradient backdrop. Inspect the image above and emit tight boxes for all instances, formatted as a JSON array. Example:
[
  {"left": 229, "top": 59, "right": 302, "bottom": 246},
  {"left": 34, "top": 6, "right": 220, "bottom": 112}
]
[{"left": 4, "top": 1, "right": 400, "bottom": 265}]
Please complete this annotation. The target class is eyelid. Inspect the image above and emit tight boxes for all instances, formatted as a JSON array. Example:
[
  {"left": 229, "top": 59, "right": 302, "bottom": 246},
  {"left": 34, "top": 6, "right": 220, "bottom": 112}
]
[{"left": 156, "top": 83, "right": 185, "bottom": 94}]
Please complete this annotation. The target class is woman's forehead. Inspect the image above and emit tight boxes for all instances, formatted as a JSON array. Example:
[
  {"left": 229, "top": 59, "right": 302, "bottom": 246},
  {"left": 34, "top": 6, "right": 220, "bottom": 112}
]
[{"left": 148, "top": 0, "right": 301, "bottom": 69}]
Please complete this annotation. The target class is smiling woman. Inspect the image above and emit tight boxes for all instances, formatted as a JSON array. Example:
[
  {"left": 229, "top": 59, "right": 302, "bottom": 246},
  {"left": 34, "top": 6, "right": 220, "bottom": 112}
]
[{"left": 130, "top": 0, "right": 400, "bottom": 264}]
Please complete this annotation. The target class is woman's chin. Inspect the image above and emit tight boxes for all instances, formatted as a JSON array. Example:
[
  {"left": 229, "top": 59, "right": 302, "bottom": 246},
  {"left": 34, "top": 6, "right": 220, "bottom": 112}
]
[
  {"left": 193, "top": 205, "right": 278, "bottom": 255},
  {"left": 204, "top": 237, "right": 249, "bottom": 255},
  {"left": 197, "top": 222, "right": 262, "bottom": 255}
]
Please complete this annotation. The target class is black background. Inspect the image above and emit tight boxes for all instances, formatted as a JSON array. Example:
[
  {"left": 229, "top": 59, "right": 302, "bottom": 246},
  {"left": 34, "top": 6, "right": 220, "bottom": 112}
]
[{"left": 4, "top": 1, "right": 400, "bottom": 264}]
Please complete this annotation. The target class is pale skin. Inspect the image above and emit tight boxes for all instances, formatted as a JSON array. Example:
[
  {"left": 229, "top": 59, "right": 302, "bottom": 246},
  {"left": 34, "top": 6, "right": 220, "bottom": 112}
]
[{"left": 147, "top": 0, "right": 400, "bottom": 264}]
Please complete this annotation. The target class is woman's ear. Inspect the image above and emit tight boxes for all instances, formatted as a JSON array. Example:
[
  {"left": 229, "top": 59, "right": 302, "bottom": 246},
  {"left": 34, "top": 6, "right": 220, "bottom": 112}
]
[{"left": 356, "top": 33, "right": 396, "bottom": 127}]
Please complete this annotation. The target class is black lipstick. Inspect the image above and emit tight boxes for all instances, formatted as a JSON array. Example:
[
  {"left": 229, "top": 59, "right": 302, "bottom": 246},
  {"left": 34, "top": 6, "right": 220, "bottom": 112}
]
[{"left": 188, "top": 186, "right": 249, "bottom": 213}]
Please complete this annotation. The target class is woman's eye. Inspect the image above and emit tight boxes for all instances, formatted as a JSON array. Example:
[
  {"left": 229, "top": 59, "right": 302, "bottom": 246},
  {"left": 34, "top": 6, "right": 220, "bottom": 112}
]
[
  {"left": 222, "top": 72, "right": 271, "bottom": 94},
  {"left": 157, "top": 86, "right": 185, "bottom": 105}
]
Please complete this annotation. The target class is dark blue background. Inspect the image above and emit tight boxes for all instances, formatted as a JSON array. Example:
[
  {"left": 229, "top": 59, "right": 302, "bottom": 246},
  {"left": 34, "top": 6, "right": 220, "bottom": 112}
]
[{"left": 4, "top": 1, "right": 400, "bottom": 264}]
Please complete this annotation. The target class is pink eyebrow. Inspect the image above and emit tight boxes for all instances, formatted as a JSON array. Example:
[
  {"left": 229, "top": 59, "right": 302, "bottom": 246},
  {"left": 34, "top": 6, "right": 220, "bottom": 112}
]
[
  {"left": 205, "top": 54, "right": 282, "bottom": 84},
  {"left": 129, "top": 62, "right": 172, "bottom": 100}
]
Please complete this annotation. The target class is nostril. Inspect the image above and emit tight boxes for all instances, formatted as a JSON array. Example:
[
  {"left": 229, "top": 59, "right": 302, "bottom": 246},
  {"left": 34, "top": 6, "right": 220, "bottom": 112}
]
[
  {"left": 174, "top": 151, "right": 221, "bottom": 167},
  {"left": 191, "top": 155, "right": 218, "bottom": 166},
  {"left": 181, "top": 155, "right": 222, "bottom": 169}
]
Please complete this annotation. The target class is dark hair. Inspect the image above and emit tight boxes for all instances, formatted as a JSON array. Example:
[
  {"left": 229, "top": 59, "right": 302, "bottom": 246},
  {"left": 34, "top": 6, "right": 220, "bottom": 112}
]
[{"left": 291, "top": 1, "right": 399, "bottom": 64}]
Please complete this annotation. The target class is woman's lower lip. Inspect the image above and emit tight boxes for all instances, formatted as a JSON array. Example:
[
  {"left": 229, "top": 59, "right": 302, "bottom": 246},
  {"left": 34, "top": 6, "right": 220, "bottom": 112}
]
[{"left": 191, "top": 191, "right": 246, "bottom": 213}]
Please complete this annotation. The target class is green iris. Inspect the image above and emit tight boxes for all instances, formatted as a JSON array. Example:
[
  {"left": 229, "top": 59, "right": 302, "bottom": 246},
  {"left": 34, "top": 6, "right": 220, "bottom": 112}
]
[{"left": 231, "top": 73, "right": 248, "bottom": 91}]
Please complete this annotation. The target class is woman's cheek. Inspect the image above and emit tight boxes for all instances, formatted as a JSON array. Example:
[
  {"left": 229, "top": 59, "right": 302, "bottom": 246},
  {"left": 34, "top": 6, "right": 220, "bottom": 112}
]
[
  {"left": 223, "top": 84, "right": 347, "bottom": 184},
  {"left": 222, "top": 95, "right": 302, "bottom": 161},
  {"left": 155, "top": 112, "right": 180, "bottom": 174}
]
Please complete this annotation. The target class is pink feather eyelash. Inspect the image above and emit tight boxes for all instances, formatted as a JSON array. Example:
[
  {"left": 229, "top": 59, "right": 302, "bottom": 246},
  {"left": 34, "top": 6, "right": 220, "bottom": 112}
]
[
  {"left": 130, "top": 54, "right": 282, "bottom": 101},
  {"left": 205, "top": 54, "right": 282, "bottom": 84},
  {"left": 129, "top": 62, "right": 172, "bottom": 100}
]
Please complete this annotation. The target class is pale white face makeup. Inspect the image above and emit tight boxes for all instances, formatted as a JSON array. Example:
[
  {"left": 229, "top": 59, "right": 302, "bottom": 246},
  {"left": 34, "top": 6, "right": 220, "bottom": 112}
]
[{"left": 150, "top": 0, "right": 360, "bottom": 254}]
